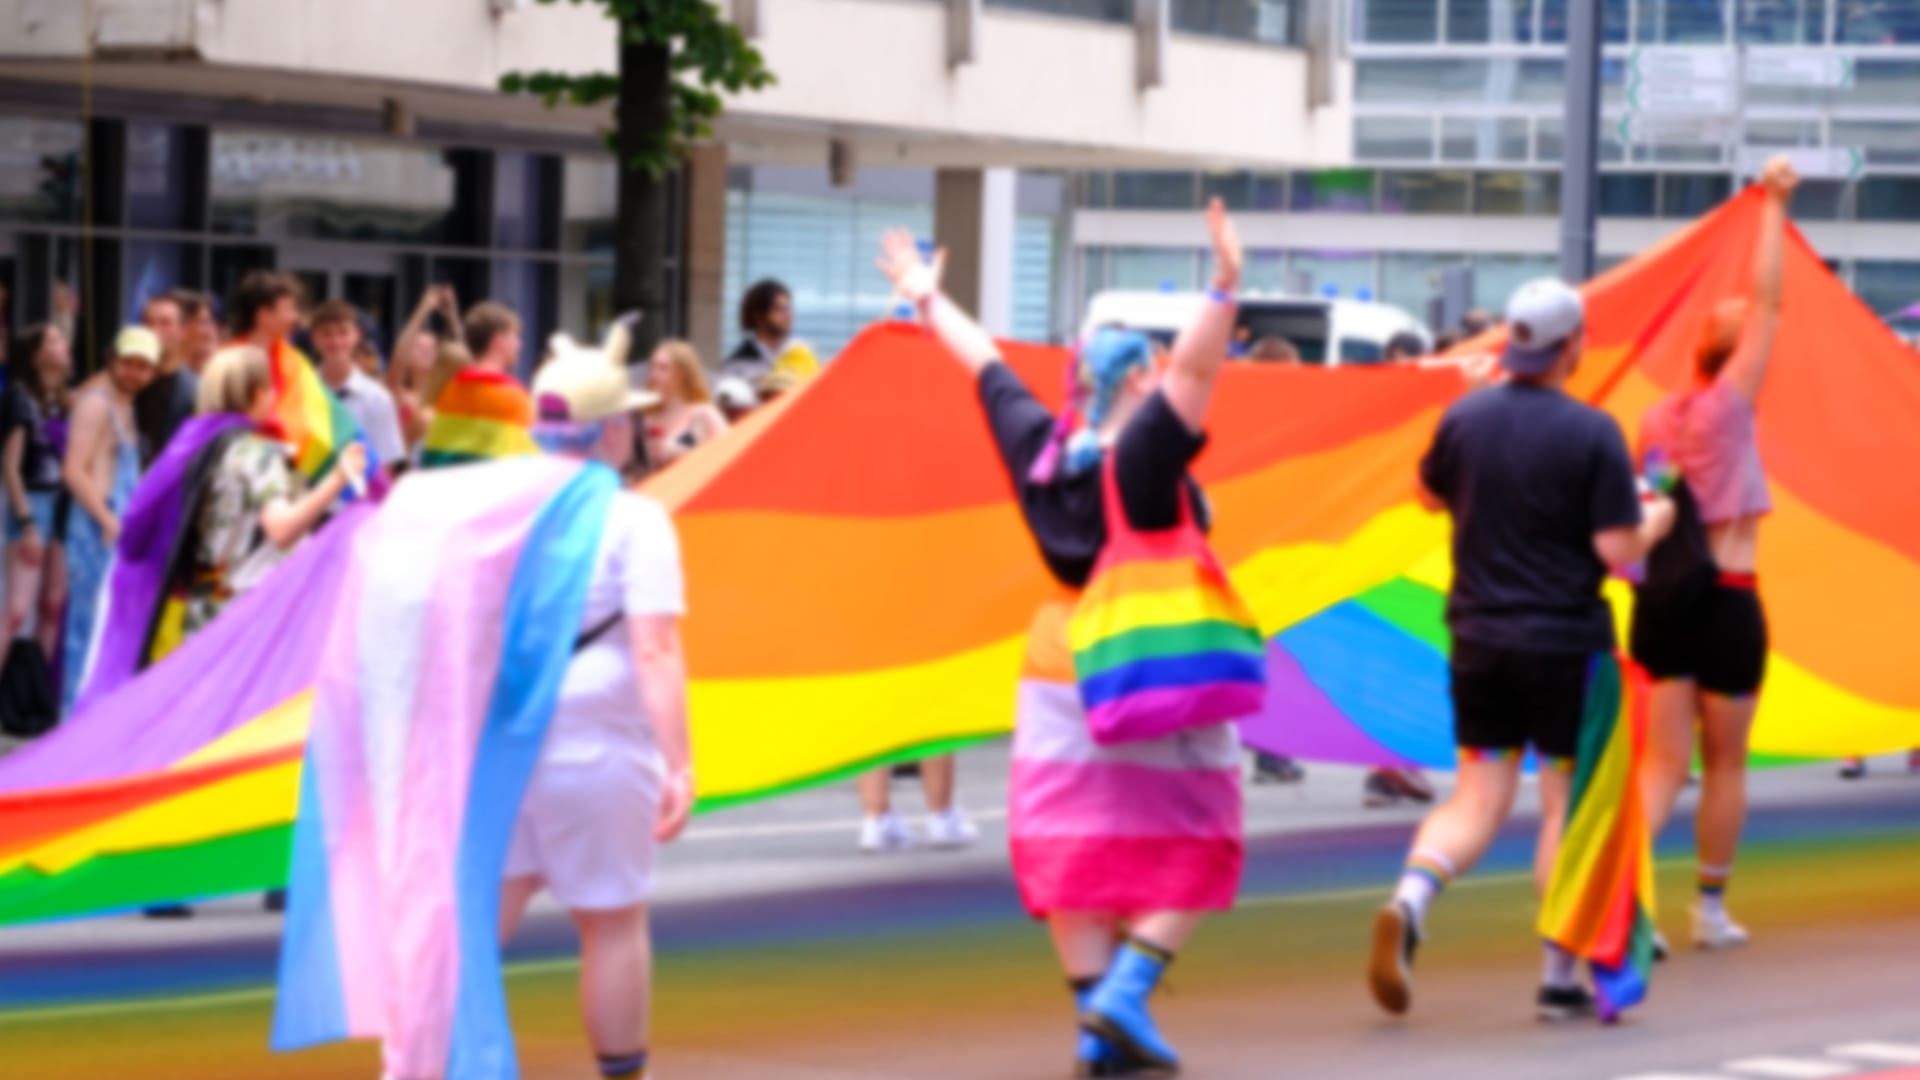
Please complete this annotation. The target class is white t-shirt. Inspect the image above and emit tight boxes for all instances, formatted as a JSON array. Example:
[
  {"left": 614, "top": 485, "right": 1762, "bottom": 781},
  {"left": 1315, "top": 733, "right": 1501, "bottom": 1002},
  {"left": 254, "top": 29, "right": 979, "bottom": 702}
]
[{"left": 543, "top": 491, "right": 685, "bottom": 767}]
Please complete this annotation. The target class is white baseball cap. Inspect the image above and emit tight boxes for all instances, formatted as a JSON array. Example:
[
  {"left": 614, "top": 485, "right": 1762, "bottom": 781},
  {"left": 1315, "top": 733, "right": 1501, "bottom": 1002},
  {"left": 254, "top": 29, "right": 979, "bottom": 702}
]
[
  {"left": 1501, "top": 278, "right": 1585, "bottom": 376},
  {"left": 533, "top": 339, "right": 659, "bottom": 424},
  {"left": 714, "top": 376, "right": 759, "bottom": 411},
  {"left": 114, "top": 326, "right": 161, "bottom": 365}
]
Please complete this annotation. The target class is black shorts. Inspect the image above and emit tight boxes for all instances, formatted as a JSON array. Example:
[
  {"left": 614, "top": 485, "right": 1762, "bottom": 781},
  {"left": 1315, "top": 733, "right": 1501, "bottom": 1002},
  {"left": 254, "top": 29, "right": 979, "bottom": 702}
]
[
  {"left": 1450, "top": 640, "right": 1597, "bottom": 761},
  {"left": 1629, "top": 574, "right": 1768, "bottom": 697}
]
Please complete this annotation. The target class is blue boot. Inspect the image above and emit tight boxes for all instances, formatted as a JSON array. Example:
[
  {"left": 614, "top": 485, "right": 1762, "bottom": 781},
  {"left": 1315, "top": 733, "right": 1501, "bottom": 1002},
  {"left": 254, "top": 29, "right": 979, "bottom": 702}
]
[
  {"left": 1074, "top": 985, "right": 1127, "bottom": 1077},
  {"left": 1081, "top": 941, "right": 1180, "bottom": 1074}
]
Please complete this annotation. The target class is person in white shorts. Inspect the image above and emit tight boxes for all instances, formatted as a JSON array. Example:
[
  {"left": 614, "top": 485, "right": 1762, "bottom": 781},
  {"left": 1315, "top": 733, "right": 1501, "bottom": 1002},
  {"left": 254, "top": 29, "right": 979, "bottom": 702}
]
[{"left": 498, "top": 339, "right": 695, "bottom": 1080}]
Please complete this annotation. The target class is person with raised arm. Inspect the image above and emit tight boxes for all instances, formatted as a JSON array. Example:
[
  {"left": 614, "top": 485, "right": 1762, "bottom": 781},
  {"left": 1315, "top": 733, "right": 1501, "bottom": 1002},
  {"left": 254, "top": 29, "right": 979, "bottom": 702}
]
[
  {"left": 1630, "top": 156, "right": 1800, "bottom": 952},
  {"left": 877, "top": 198, "right": 1252, "bottom": 1077}
]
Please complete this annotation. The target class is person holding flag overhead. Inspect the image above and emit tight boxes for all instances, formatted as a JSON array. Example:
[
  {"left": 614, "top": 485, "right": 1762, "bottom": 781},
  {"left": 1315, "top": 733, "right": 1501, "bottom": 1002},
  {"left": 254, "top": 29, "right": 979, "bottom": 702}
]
[
  {"left": 1368, "top": 279, "right": 1675, "bottom": 1023},
  {"left": 273, "top": 332, "right": 692, "bottom": 1080},
  {"left": 1631, "top": 156, "right": 1799, "bottom": 951},
  {"left": 876, "top": 197, "right": 1262, "bottom": 1077}
]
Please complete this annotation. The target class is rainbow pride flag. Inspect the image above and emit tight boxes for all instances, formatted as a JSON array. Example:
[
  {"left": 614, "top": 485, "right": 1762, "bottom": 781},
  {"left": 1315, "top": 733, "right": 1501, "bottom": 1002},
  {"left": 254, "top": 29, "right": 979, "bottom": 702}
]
[
  {"left": 419, "top": 369, "right": 538, "bottom": 468},
  {"left": 272, "top": 456, "right": 615, "bottom": 1080},
  {"left": 270, "top": 339, "right": 363, "bottom": 481},
  {"left": 0, "top": 187, "right": 1916, "bottom": 929},
  {"left": 1538, "top": 655, "right": 1658, "bottom": 1021}
]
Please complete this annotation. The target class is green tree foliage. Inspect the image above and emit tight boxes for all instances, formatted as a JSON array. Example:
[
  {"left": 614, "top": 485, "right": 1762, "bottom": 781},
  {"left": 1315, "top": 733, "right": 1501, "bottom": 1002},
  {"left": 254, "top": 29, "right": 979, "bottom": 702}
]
[{"left": 500, "top": 0, "right": 776, "bottom": 175}]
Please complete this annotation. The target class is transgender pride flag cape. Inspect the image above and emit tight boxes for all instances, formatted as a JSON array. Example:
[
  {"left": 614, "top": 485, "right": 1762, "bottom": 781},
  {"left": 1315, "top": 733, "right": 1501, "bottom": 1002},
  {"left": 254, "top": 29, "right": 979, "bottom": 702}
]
[
  {"left": 1538, "top": 655, "right": 1659, "bottom": 1023},
  {"left": 271, "top": 455, "right": 617, "bottom": 1080}
]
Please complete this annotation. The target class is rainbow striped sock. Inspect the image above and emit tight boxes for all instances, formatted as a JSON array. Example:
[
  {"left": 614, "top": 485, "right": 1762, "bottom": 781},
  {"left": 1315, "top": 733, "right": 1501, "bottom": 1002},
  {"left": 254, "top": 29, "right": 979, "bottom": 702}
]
[
  {"left": 1393, "top": 850, "right": 1456, "bottom": 925},
  {"left": 597, "top": 1051, "right": 647, "bottom": 1079},
  {"left": 1698, "top": 864, "right": 1730, "bottom": 898},
  {"left": 1459, "top": 746, "right": 1521, "bottom": 766}
]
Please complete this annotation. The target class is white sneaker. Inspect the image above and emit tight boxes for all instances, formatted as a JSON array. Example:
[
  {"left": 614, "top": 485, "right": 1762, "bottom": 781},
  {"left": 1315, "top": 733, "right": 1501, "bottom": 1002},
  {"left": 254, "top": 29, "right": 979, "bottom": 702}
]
[
  {"left": 922, "top": 808, "right": 979, "bottom": 850},
  {"left": 1692, "top": 904, "right": 1750, "bottom": 950},
  {"left": 858, "top": 813, "right": 916, "bottom": 854}
]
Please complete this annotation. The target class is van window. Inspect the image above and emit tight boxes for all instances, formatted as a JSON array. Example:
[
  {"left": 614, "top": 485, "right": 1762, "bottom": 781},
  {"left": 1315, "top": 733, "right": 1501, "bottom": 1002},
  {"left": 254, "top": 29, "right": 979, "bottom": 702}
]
[
  {"left": 1340, "top": 338, "right": 1387, "bottom": 365},
  {"left": 1236, "top": 303, "right": 1333, "bottom": 365}
]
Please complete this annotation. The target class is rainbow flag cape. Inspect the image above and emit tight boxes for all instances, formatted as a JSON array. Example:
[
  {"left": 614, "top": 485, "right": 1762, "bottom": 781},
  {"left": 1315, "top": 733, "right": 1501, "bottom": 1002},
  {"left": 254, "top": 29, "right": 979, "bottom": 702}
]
[
  {"left": 1538, "top": 655, "right": 1658, "bottom": 1021},
  {"left": 75, "top": 413, "right": 250, "bottom": 710},
  {"left": 419, "top": 369, "right": 538, "bottom": 468},
  {"left": 271, "top": 339, "right": 364, "bottom": 481},
  {"left": 271, "top": 456, "right": 616, "bottom": 1080},
  {"left": 0, "top": 187, "right": 1916, "bottom": 929}
]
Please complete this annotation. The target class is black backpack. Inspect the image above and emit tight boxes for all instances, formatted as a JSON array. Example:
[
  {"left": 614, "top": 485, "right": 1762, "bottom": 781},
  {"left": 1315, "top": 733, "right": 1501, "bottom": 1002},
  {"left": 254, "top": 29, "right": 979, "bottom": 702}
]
[
  {"left": 1636, "top": 476, "right": 1717, "bottom": 614},
  {"left": 0, "top": 639, "right": 58, "bottom": 738}
]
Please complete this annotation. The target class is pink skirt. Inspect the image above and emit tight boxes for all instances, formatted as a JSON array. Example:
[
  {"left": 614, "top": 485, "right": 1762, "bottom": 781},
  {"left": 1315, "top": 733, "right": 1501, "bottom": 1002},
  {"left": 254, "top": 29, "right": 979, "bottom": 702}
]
[{"left": 1008, "top": 598, "right": 1244, "bottom": 917}]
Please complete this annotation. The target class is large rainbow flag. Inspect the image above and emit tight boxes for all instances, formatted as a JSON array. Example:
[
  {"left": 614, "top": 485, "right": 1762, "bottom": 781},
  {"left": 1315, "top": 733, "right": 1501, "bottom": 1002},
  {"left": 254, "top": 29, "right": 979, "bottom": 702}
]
[{"left": 0, "top": 187, "right": 1914, "bottom": 929}]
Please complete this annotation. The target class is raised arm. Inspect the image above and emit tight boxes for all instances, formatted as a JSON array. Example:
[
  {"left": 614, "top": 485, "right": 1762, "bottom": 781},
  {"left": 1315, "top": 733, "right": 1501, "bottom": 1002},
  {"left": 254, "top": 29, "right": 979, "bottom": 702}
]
[
  {"left": 1723, "top": 157, "right": 1799, "bottom": 405},
  {"left": 1161, "top": 198, "right": 1244, "bottom": 433},
  {"left": 393, "top": 286, "right": 441, "bottom": 362},
  {"left": 875, "top": 230, "right": 1000, "bottom": 376}
]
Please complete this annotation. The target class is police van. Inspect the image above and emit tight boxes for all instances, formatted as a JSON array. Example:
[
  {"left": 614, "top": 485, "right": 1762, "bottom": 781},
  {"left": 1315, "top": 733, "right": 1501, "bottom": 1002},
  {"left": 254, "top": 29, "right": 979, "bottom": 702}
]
[{"left": 1079, "top": 290, "right": 1431, "bottom": 366}]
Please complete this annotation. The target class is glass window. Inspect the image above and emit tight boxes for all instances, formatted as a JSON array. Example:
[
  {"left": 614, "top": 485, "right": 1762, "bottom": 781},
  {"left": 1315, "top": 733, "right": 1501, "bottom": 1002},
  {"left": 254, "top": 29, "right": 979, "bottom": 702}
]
[
  {"left": 1536, "top": 116, "right": 1564, "bottom": 162},
  {"left": 1440, "top": 117, "right": 1530, "bottom": 163},
  {"left": 1244, "top": 250, "right": 1288, "bottom": 293},
  {"left": 1855, "top": 262, "right": 1920, "bottom": 319},
  {"left": 1381, "top": 170, "right": 1473, "bottom": 213},
  {"left": 0, "top": 117, "right": 86, "bottom": 224},
  {"left": 496, "top": 152, "right": 558, "bottom": 251},
  {"left": 1832, "top": 121, "right": 1920, "bottom": 167},
  {"left": 1109, "top": 248, "right": 1201, "bottom": 292},
  {"left": 1290, "top": 251, "right": 1376, "bottom": 300},
  {"left": 1744, "top": 118, "right": 1823, "bottom": 149},
  {"left": 1358, "top": 0, "right": 1439, "bottom": 42},
  {"left": 1201, "top": 172, "right": 1254, "bottom": 210},
  {"left": 1112, "top": 172, "right": 1197, "bottom": 210},
  {"left": 560, "top": 261, "right": 615, "bottom": 342},
  {"left": 493, "top": 260, "right": 558, "bottom": 379},
  {"left": 1357, "top": 117, "right": 1435, "bottom": 162},
  {"left": 1173, "top": 0, "right": 1299, "bottom": 45},
  {"left": 1472, "top": 254, "right": 1557, "bottom": 310},
  {"left": 1291, "top": 170, "right": 1378, "bottom": 213},
  {"left": 1012, "top": 215, "right": 1058, "bottom": 344},
  {"left": 1859, "top": 178, "right": 1920, "bottom": 222},
  {"left": 1080, "top": 248, "right": 1109, "bottom": 308},
  {"left": 124, "top": 241, "right": 191, "bottom": 324},
  {"left": 983, "top": 0, "right": 1130, "bottom": 22},
  {"left": 1738, "top": 0, "right": 1826, "bottom": 42},
  {"left": 1789, "top": 179, "right": 1849, "bottom": 222},
  {"left": 127, "top": 123, "right": 193, "bottom": 231},
  {"left": 1082, "top": 172, "right": 1112, "bottom": 210},
  {"left": 1598, "top": 172, "right": 1658, "bottom": 216},
  {"left": 1838, "top": 1, "right": 1920, "bottom": 43},
  {"left": 1747, "top": 58, "right": 1920, "bottom": 106},
  {"left": 1443, "top": 0, "right": 1532, "bottom": 43},
  {"left": 210, "top": 131, "right": 460, "bottom": 244},
  {"left": 1474, "top": 171, "right": 1561, "bottom": 215},
  {"left": 1660, "top": 174, "right": 1733, "bottom": 217},
  {"left": 1381, "top": 251, "right": 1468, "bottom": 314},
  {"left": 564, "top": 155, "right": 619, "bottom": 257},
  {"left": 1640, "top": 141, "right": 1724, "bottom": 165},
  {"left": 1540, "top": 0, "right": 1629, "bottom": 43},
  {"left": 1636, "top": 0, "right": 1727, "bottom": 42}
]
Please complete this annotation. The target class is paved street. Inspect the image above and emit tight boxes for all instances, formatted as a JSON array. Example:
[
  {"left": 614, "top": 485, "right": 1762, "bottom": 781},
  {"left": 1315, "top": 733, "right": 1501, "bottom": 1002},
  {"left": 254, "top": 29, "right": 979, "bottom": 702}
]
[{"left": 2, "top": 747, "right": 1917, "bottom": 1079}]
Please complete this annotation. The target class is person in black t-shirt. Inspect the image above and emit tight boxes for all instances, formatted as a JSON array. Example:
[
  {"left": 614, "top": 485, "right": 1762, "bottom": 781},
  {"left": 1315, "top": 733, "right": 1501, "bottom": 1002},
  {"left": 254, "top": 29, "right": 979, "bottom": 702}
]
[
  {"left": 134, "top": 291, "right": 202, "bottom": 466},
  {"left": 877, "top": 198, "right": 1247, "bottom": 1077},
  {"left": 1367, "top": 278, "right": 1675, "bottom": 1023},
  {"left": 1, "top": 323, "right": 72, "bottom": 670}
]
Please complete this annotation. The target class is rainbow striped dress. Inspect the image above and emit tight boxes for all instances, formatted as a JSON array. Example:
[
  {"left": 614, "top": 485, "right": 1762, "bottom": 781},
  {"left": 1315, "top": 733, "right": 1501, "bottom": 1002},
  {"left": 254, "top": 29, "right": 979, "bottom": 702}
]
[{"left": 419, "top": 369, "right": 538, "bottom": 469}]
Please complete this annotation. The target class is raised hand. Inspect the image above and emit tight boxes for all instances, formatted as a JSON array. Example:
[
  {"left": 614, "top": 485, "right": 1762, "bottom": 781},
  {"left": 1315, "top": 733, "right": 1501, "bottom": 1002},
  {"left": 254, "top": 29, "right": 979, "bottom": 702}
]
[
  {"left": 1206, "top": 197, "right": 1244, "bottom": 293},
  {"left": 875, "top": 229, "right": 947, "bottom": 303},
  {"left": 1761, "top": 155, "right": 1800, "bottom": 201}
]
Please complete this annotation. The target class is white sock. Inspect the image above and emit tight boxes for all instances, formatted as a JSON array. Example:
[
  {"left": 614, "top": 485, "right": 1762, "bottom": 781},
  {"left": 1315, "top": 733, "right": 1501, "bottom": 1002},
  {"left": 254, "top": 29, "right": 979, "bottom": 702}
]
[
  {"left": 1697, "top": 890, "right": 1727, "bottom": 919},
  {"left": 1392, "top": 851, "right": 1455, "bottom": 928},
  {"left": 1541, "top": 941, "right": 1579, "bottom": 988}
]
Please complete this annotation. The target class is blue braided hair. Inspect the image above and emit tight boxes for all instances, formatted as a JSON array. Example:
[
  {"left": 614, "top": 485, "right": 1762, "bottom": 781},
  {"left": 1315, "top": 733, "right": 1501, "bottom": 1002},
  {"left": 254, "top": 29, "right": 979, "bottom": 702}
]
[{"left": 1061, "top": 328, "right": 1153, "bottom": 476}]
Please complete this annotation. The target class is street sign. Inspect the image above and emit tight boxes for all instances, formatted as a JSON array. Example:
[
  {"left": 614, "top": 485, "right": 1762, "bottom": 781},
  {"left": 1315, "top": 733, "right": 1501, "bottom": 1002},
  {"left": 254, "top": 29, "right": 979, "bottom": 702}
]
[
  {"left": 1737, "top": 146, "right": 1866, "bottom": 182},
  {"left": 1746, "top": 51, "right": 1855, "bottom": 89},
  {"left": 1616, "top": 112, "right": 1734, "bottom": 145},
  {"left": 1623, "top": 47, "right": 1736, "bottom": 122}
]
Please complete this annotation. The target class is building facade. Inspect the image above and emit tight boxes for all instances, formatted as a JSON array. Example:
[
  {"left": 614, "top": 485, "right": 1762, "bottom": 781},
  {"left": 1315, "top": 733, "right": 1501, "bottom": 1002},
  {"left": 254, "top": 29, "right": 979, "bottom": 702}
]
[{"left": 1072, "top": 0, "right": 1920, "bottom": 330}]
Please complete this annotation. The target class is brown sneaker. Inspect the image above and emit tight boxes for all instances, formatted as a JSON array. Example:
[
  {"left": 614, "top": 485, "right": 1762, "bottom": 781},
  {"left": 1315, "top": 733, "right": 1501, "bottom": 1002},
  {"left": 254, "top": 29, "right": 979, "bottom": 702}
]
[{"left": 1369, "top": 900, "right": 1419, "bottom": 1016}]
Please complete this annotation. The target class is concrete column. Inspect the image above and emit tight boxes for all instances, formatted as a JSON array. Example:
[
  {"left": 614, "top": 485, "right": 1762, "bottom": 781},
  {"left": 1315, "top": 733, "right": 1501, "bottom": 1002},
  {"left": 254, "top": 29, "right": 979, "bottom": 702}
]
[
  {"left": 935, "top": 167, "right": 1018, "bottom": 338},
  {"left": 684, "top": 143, "right": 730, "bottom": 367}
]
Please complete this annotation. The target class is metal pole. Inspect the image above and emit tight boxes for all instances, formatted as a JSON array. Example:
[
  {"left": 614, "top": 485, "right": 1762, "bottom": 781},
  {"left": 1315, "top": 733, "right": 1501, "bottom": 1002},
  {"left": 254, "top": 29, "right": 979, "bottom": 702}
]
[{"left": 1559, "top": 0, "right": 1603, "bottom": 283}]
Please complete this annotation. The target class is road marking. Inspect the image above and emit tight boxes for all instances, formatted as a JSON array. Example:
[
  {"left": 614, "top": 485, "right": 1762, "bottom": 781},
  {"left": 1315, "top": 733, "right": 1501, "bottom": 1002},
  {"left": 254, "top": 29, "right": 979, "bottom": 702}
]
[
  {"left": 1725, "top": 1059, "right": 1857, "bottom": 1078},
  {"left": 1832, "top": 1045, "right": 1920, "bottom": 1066}
]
